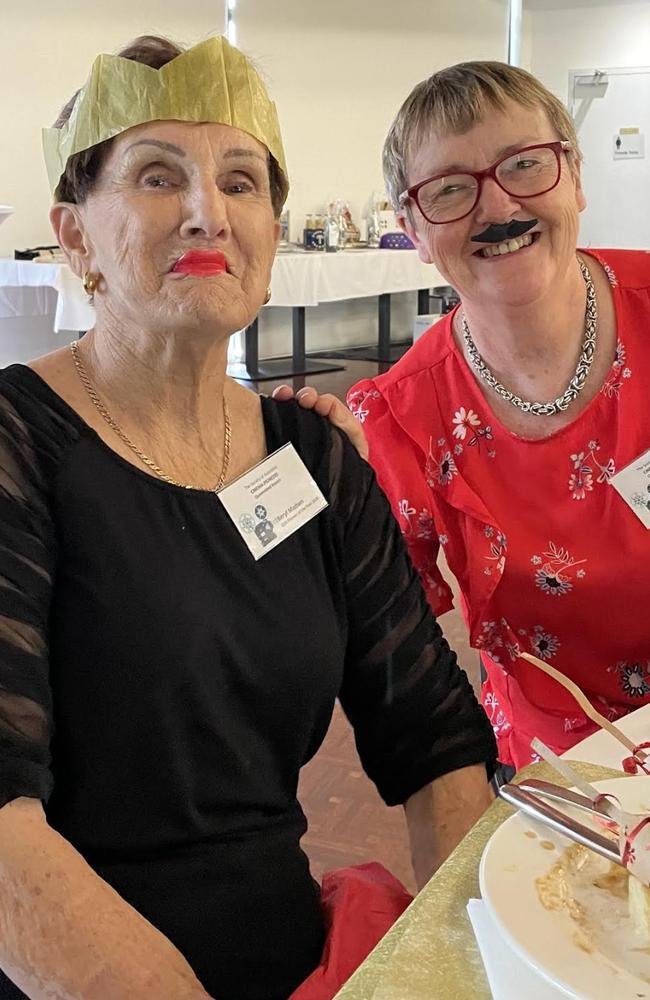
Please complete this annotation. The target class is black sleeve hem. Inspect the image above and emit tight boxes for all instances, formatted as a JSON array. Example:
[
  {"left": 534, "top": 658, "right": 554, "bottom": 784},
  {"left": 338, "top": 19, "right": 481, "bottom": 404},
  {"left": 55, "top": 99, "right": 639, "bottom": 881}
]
[{"left": 0, "top": 760, "right": 53, "bottom": 810}]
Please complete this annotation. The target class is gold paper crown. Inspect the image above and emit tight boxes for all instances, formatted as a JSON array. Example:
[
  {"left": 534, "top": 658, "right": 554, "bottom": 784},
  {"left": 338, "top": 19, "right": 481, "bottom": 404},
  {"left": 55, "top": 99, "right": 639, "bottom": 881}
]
[{"left": 43, "top": 36, "right": 288, "bottom": 196}]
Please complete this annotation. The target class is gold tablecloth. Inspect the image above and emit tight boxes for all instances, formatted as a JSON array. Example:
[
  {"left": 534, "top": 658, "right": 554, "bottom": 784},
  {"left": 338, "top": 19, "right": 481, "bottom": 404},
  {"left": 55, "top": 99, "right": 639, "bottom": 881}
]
[{"left": 333, "top": 761, "right": 627, "bottom": 1000}]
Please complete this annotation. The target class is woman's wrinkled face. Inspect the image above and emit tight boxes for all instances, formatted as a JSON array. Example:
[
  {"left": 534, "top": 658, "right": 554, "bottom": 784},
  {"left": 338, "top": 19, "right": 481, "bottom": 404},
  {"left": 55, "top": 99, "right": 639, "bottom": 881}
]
[
  {"left": 71, "top": 120, "right": 280, "bottom": 337},
  {"left": 400, "top": 100, "right": 586, "bottom": 310}
]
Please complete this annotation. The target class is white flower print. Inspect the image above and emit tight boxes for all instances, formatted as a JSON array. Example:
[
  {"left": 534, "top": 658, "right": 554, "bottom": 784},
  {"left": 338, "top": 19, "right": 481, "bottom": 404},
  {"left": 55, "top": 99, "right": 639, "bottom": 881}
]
[
  {"left": 449, "top": 406, "right": 495, "bottom": 456},
  {"left": 398, "top": 499, "right": 435, "bottom": 543},
  {"left": 425, "top": 437, "right": 458, "bottom": 488},
  {"left": 476, "top": 621, "right": 503, "bottom": 663},
  {"left": 613, "top": 341, "right": 626, "bottom": 369},
  {"left": 535, "top": 569, "right": 572, "bottom": 596},
  {"left": 436, "top": 451, "right": 457, "bottom": 486},
  {"left": 594, "top": 695, "right": 626, "bottom": 723},
  {"left": 452, "top": 407, "right": 481, "bottom": 440},
  {"left": 567, "top": 441, "right": 614, "bottom": 500},
  {"left": 398, "top": 499, "right": 415, "bottom": 520},
  {"left": 493, "top": 710, "right": 512, "bottom": 737},
  {"left": 607, "top": 660, "right": 650, "bottom": 699},
  {"left": 597, "top": 458, "right": 616, "bottom": 483},
  {"left": 532, "top": 541, "right": 586, "bottom": 597},
  {"left": 529, "top": 626, "right": 560, "bottom": 661},
  {"left": 438, "top": 534, "right": 448, "bottom": 546},
  {"left": 484, "top": 530, "right": 507, "bottom": 576},
  {"left": 347, "top": 387, "right": 380, "bottom": 424},
  {"left": 454, "top": 444, "right": 463, "bottom": 456},
  {"left": 601, "top": 339, "right": 630, "bottom": 398},
  {"left": 415, "top": 510, "right": 434, "bottom": 540},
  {"left": 505, "top": 640, "right": 521, "bottom": 662},
  {"left": 568, "top": 471, "right": 594, "bottom": 500},
  {"left": 483, "top": 692, "right": 512, "bottom": 737},
  {"left": 484, "top": 692, "right": 498, "bottom": 713},
  {"left": 531, "top": 555, "right": 542, "bottom": 566},
  {"left": 602, "top": 263, "right": 618, "bottom": 287}
]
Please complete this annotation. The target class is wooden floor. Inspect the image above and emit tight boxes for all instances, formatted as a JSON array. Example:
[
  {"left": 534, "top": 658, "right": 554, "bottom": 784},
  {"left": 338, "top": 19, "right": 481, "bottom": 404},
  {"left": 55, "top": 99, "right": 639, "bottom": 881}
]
[{"left": 240, "top": 357, "right": 479, "bottom": 895}]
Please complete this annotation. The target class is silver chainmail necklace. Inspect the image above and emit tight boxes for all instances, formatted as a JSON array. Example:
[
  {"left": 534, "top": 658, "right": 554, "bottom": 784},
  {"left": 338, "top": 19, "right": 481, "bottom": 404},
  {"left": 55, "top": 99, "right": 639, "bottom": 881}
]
[{"left": 461, "top": 256, "right": 597, "bottom": 417}]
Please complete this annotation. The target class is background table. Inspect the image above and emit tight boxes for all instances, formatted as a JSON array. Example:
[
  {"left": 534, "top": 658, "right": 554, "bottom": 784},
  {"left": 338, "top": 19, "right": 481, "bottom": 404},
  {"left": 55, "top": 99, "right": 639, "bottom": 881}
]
[
  {"left": 1, "top": 252, "right": 444, "bottom": 378},
  {"left": 0, "top": 258, "right": 93, "bottom": 333},
  {"left": 232, "top": 248, "right": 443, "bottom": 381}
]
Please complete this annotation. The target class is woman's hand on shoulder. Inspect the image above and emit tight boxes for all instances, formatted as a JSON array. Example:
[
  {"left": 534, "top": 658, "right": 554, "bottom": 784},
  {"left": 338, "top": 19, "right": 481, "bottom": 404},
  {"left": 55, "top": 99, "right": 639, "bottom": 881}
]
[{"left": 272, "top": 385, "right": 368, "bottom": 461}]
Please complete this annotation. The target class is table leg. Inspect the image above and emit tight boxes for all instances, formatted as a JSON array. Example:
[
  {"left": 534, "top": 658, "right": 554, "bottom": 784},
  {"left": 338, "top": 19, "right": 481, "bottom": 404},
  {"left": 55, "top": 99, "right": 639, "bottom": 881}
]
[
  {"left": 292, "top": 306, "right": 306, "bottom": 370},
  {"left": 226, "top": 310, "right": 345, "bottom": 383},
  {"left": 378, "top": 293, "right": 391, "bottom": 363},
  {"left": 245, "top": 319, "right": 259, "bottom": 375}
]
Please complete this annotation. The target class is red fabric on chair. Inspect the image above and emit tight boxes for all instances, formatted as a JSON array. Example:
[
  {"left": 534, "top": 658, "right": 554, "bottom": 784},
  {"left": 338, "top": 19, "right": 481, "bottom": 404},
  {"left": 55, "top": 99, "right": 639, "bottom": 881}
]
[{"left": 288, "top": 862, "right": 413, "bottom": 1000}]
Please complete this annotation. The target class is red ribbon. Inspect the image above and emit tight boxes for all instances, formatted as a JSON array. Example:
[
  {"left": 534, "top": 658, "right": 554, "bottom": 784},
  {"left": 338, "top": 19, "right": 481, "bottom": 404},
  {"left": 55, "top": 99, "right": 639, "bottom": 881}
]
[{"left": 622, "top": 742, "right": 650, "bottom": 775}]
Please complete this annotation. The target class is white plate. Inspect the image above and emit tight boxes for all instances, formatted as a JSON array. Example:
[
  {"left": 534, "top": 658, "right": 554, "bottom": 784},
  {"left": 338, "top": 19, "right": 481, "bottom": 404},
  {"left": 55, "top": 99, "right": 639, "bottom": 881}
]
[
  {"left": 0, "top": 205, "right": 14, "bottom": 227},
  {"left": 480, "top": 776, "right": 650, "bottom": 1000}
]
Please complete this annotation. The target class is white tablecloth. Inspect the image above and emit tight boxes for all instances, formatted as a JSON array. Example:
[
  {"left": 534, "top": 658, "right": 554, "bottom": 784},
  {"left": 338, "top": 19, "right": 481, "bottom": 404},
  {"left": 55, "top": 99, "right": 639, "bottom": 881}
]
[
  {"left": 562, "top": 702, "right": 650, "bottom": 769},
  {"left": 0, "top": 250, "right": 444, "bottom": 332},
  {"left": 0, "top": 259, "right": 94, "bottom": 332}
]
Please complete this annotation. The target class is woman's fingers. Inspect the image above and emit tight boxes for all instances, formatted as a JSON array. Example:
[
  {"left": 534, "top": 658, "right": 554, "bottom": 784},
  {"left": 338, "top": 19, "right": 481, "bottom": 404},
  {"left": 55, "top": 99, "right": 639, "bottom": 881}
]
[
  {"left": 271, "top": 385, "right": 295, "bottom": 401},
  {"left": 270, "top": 385, "right": 368, "bottom": 460},
  {"left": 311, "top": 392, "right": 369, "bottom": 461}
]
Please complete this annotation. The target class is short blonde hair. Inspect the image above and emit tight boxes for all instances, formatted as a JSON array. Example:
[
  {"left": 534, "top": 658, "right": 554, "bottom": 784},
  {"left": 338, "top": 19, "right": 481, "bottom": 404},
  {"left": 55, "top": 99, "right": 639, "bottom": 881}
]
[{"left": 383, "top": 61, "right": 581, "bottom": 211}]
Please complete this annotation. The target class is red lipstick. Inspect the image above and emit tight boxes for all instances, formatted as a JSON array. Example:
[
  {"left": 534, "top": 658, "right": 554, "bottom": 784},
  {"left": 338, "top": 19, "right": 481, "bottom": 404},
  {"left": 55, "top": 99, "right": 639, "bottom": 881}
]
[{"left": 172, "top": 250, "right": 228, "bottom": 276}]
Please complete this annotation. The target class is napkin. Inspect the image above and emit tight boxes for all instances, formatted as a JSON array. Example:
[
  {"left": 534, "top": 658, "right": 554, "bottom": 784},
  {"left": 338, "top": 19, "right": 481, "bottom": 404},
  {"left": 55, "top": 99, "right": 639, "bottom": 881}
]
[{"left": 467, "top": 899, "right": 564, "bottom": 999}]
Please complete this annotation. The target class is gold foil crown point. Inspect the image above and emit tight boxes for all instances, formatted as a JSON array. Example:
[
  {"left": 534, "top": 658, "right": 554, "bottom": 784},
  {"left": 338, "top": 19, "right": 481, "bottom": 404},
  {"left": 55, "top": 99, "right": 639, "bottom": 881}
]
[{"left": 43, "top": 36, "right": 288, "bottom": 197}]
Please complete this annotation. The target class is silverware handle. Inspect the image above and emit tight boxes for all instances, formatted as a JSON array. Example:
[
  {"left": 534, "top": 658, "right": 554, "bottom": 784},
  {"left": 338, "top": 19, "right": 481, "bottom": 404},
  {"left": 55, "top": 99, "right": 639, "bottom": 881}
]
[
  {"left": 517, "top": 778, "right": 614, "bottom": 821},
  {"left": 499, "top": 784, "right": 621, "bottom": 865}
]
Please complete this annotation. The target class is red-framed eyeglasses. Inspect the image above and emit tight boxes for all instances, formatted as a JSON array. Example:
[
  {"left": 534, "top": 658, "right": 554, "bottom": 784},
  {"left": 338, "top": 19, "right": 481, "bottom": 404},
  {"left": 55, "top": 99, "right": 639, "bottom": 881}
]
[{"left": 398, "top": 141, "right": 572, "bottom": 225}]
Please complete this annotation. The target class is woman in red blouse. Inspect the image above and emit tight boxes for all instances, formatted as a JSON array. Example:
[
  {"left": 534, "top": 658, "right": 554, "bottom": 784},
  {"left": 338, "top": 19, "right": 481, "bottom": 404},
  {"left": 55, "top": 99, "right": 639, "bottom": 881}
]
[{"left": 278, "top": 62, "right": 650, "bottom": 773}]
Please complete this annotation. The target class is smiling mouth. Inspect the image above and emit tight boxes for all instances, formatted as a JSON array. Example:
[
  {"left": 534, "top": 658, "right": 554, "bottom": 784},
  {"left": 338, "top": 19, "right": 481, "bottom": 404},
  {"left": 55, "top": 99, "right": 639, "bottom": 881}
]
[
  {"left": 475, "top": 231, "right": 540, "bottom": 258},
  {"left": 171, "top": 250, "right": 228, "bottom": 276}
]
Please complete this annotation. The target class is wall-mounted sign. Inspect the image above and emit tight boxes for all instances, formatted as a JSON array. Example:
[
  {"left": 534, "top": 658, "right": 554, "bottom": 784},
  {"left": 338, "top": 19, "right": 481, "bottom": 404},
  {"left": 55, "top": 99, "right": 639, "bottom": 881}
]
[{"left": 613, "top": 127, "right": 645, "bottom": 159}]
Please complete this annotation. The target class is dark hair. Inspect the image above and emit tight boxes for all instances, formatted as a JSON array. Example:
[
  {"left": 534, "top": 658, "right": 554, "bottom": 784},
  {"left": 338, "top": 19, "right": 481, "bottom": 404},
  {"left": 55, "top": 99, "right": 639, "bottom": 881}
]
[{"left": 53, "top": 34, "right": 288, "bottom": 217}]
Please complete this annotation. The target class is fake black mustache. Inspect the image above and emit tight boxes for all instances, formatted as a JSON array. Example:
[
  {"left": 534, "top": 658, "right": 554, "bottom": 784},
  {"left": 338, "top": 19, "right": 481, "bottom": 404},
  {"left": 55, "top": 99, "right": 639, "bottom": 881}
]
[{"left": 470, "top": 219, "right": 538, "bottom": 244}]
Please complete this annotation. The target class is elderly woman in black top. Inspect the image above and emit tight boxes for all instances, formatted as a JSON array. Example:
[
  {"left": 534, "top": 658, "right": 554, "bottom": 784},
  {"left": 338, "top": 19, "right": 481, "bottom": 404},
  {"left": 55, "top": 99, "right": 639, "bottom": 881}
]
[{"left": 0, "top": 34, "right": 495, "bottom": 1000}]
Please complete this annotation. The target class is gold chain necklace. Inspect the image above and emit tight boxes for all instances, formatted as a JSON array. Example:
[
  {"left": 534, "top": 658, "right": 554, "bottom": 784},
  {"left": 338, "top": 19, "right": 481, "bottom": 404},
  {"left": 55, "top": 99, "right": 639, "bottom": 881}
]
[{"left": 69, "top": 341, "right": 232, "bottom": 492}]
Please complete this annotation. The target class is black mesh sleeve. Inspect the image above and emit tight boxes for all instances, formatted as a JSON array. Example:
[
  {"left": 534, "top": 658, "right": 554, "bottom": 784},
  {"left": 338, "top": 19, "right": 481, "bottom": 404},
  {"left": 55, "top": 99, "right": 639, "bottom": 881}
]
[
  {"left": 0, "top": 390, "right": 57, "bottom": 808},
  {"left": 329, "top": 429, "right": 497, "bottom": 806}
]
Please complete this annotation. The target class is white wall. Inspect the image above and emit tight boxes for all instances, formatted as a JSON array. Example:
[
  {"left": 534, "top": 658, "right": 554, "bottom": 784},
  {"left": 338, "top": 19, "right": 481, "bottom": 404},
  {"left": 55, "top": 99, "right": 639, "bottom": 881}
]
[
  {"left": 527, "top": 0, "right": 650, "bottom": 103},
  {"left": 0, "top": 0, "right": 226, "bottom": 259},
  {"left": 238, "top": 0, "right": 510, "bottom": 242},
  {"left": 236, "top": 0, "right": 509, "bottom": 358}
]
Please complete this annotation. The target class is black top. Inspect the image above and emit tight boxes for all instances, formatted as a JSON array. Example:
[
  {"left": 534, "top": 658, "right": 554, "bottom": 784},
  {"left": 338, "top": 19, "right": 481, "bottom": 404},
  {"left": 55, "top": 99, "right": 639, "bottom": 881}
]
[{"left": 0, "top": 365, "right": 496, "bottom": 1000}]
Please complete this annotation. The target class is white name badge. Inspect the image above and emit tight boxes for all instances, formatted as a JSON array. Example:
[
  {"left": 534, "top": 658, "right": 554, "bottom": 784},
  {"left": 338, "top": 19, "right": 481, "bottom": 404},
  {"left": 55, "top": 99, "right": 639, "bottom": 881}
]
[
  {"left": 218, "top": 443, "right": 328, "bottom": 559},
  {"left": 610, "top": 447, "right": 650, "bottom": 528}
]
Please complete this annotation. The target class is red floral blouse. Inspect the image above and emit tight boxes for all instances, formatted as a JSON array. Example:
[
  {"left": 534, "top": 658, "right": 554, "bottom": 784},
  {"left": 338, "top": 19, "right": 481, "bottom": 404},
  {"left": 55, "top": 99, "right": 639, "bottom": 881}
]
[{"left": 348, "top": 249, "right": 650, "bottom": 769}]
